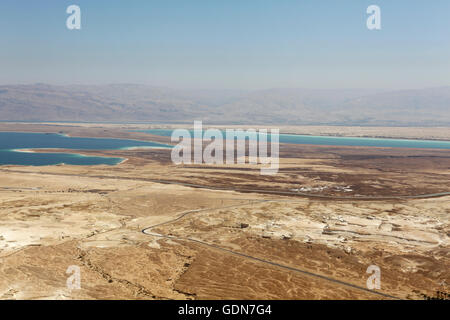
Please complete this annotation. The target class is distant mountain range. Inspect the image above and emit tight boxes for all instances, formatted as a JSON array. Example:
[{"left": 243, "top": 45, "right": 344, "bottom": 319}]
[{"left": 0, "top": 84, "right": 449, "bottom": 126}]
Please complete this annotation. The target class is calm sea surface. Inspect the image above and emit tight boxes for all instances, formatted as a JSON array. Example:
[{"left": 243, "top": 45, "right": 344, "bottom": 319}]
[
  {"left": 2, "top": 130, "right": 449, "bottom": 166},
  {"left": 0, "top": 132, "right": 171, "bottom": 166},
  {"left": 137, "top": 129, "right": 450, "bottom": 150}
]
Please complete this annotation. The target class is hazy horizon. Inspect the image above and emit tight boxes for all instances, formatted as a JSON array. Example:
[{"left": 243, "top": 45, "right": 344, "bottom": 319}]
[
  {"left": 1, "top": 83, "right": 449, "bottom": 126},
  {"left": 1, "top": 82, "right": 450, "bottom": 92}
]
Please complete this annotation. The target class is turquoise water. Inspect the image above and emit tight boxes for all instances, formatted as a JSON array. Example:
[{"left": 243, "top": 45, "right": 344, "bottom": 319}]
[
  {"left": 137, "top": 129, "right": 450, "bottom": 150},
  {"left": 0, "top": 132, "right": 172, "bottom": 166}
]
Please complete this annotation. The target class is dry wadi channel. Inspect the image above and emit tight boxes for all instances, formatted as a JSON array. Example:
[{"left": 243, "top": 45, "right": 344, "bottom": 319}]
[{"left": 0, "top": 123, "right": 448, "bottom": 300}]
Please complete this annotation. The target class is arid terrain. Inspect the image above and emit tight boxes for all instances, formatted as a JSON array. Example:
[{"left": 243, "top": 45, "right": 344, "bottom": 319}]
[{"left": 0, "top": 123, "right": 448, "bottom": 300}]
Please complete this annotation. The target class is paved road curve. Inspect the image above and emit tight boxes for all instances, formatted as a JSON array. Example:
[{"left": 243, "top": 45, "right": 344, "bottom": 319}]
[{"left": 141, "top": 201, "right": 401, "bottom": 300}]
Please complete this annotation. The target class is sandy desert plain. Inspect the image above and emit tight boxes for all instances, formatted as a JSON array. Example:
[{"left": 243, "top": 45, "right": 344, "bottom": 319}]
[{"left": 0, "top": 122, "right": 449, "bottom": 300}]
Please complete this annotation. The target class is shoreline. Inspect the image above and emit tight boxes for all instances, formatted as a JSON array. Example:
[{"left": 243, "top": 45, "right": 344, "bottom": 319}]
[
  {"left": 0, "top": 130, "right": 174, "bottom": 146},
  {"left": 137, "top": 128, "right": 450, "bottom": 143},
  {"left": 1, "top": 122, "right": 450, "bottom": 142},
  {"left": 7, "top": 148, "right": 127, "bottom": 167}
]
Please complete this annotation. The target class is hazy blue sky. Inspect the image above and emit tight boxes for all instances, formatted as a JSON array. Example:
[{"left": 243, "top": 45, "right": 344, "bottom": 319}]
[{"left": 0, "top": 0, "right": 449, "bottom": 89}]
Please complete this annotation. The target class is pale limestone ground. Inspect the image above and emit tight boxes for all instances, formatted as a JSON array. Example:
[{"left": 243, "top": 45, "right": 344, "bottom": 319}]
[{"left": 0, "top": 166, "right": 448, "bottom": 299}]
